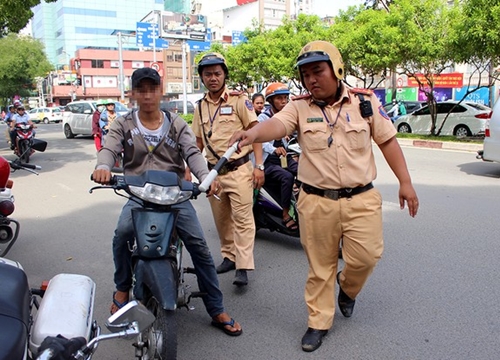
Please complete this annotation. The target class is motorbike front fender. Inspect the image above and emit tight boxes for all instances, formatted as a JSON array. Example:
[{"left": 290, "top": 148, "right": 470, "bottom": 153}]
[{"left": 134, "top": 258, "right": 178, "bottom": 310}]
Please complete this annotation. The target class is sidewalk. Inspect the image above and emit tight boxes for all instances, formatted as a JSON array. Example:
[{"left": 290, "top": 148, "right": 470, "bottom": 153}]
[{"left": 396, "top": 138, "right": 482, "bottom": 153}]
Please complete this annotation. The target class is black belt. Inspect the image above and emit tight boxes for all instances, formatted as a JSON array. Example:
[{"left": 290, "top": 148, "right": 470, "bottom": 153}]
[
  {"left": 302, "top": 182, "right": 374, "bottom": 200},
  {"left": 208, "top": 154, "right": 250, "bottom": 175}
]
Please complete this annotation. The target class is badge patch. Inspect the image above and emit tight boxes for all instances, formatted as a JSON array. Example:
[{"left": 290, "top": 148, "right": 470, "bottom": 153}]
[
  {"left": 245, "top": 100, "right": 254, "bottom": 111},
  {"left": 378, "top": 105, "right": 390, "bottom": 120},
  {"left": 220, "top": 106, "right": 233, "bottom": 115},
  {"left": 307, "top": 117, "right": 324, "bottom": 123}
]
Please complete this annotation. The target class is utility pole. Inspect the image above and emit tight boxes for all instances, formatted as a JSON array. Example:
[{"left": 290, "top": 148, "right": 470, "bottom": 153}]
[
  {"left": 182, "top": 40, "right": 188, "bottom": 115},
  {"left": 117, "top": 31, "right": 125, "bottom": 102}
]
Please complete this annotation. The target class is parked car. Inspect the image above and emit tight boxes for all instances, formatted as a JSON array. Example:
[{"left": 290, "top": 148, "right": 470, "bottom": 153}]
[
  {"left": 383, "top": 101, "right": 425, "bottom": 115},
  {"left": 27, "top": 107, "right": 63, "bottom": 124},
  {"left": 160, "top": 100, "right": 195, "bottom": 114},
  {"left": 62, "top": 100, "right": 128, "bottom": 138},
  {"left": 393, "top": 101, "right": 491, "bottom": 137},
  {"left": 478, "top": 98, "right": 500, "bottom": 163}
]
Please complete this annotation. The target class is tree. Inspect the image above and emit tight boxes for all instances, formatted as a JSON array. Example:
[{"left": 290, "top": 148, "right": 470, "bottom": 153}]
[
  {"left": 388, "top": 0, "right": 461, "bottom": 135},
  {"left": 0, "top": 0, "right": 57, "bottom": 37},
  {"left": 0, "top": 34, "right": 53, "bottom": 102}
]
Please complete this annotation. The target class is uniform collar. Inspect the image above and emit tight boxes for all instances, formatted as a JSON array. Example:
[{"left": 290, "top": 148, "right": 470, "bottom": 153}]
[
  {"left": 307, "top": 83, "right": 350, "bottom": 108},
  {"left": 204, "top": 86, "right": 229, "bottom": 105}
]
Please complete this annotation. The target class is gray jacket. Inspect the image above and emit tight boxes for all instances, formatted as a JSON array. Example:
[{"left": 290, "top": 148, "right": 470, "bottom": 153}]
[{"left": 96, "top": 109, "right": 209, "bottom": 181}]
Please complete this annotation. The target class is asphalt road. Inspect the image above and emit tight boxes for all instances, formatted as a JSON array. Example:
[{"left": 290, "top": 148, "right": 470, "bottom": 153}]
[{"left": 3, "top": 124, "right": 500, "bottom": 360}]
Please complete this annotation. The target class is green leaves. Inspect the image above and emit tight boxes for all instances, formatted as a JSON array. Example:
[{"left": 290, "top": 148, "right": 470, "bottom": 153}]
[{"left": 0, "top": 0, "right": 57, "bottom": 37}]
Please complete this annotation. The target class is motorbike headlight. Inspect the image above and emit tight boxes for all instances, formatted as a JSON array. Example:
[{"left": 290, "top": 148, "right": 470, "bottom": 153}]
[{"left": 128, "top": 183, "right": 192, "bottom": 205}]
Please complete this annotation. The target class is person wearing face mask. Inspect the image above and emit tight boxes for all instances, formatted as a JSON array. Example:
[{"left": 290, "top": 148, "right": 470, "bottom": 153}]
[
  {"left": 229, "top": 40, "right": 419, "bottom": 352},
  {"left": 92, "top": 99, "right": 106, "bottom": 151}
]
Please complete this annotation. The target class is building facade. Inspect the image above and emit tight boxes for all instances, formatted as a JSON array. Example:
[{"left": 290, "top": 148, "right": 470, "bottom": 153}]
[{"left": 31, "top": 0, "right": 166, "bottom": 67}]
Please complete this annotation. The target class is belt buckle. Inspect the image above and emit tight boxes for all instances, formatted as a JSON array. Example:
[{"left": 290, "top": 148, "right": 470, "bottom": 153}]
[
  {"left": 219, "top": 166, "right": 229, "bottom": 176},
  {"left": 324, "top": 189, "right": 339, "bottom": 201}
]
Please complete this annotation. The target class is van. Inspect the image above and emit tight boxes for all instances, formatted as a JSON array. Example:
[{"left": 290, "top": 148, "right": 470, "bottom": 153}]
[{"left": 479, "top": 99, "right": 500, "bottom": 163}]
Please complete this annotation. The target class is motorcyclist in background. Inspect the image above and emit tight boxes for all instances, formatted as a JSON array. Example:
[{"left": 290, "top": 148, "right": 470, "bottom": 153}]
[
  {"left": 4, "top": 105, "right": 16, "bottom": 148},
  {"left": 258, "top": 82, "right": 299, "bottom": 231},
  {"left": 10, "top": 105, "right": 35, "bottom": 155},
  {"left": 92, "top": 99, "right": 106, "bottom": 151}
]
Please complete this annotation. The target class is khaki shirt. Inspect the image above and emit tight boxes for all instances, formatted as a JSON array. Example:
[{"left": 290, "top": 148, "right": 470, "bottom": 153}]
[
  {"left": 274, "top": 84, "right": 397, "bottom": 189},
  {"left": 192, "top": 87, "right": 257, "bottom": 164}
]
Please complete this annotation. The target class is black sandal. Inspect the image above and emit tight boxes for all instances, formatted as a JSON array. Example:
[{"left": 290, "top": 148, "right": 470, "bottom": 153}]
[{"left": 283, "top": 216, "right": 298, "bottom": 231}]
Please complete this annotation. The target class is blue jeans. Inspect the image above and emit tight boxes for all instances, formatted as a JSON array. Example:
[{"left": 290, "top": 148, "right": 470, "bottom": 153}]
[{"left": 113, "top": 199, "right": 224, "bottom": 317}]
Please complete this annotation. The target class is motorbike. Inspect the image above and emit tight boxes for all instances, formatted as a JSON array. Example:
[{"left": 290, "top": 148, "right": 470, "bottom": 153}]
[
  {"left": 14, "top": 123, "right": 47, "bottom": 163},
  {"left": 0, "top": 156, "right": 42, "bottom": 257},
  {"left": 87, "top": 144, "right": 233, "bottom": 360},
  {"left": 0, "top": 253, "right": 155, "bottom": 360},
  {"left": 253, "top": 136, "right": 302, "bottom": 238}
]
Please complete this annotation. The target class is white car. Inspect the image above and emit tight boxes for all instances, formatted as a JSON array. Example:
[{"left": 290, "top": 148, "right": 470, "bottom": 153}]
[
  {"left": 479, "top": 98, "right": 500, "bottom": 163},
  {"left": 27, "top": 107, "right": 63, "bottom": 124},
  {"left": 62, "top": 100, "right": 128, "bottom": 138},
  {"left": 393, "top": 101, "right": 491, "bottom": 137}
]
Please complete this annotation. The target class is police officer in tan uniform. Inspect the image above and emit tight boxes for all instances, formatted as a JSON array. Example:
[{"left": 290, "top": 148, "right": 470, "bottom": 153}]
[
  {"left": 192, "top": 53, "right": 264, "bottom": 286},
  {"left": 230, "top": 41, "right": 419, "bottom": 352}
]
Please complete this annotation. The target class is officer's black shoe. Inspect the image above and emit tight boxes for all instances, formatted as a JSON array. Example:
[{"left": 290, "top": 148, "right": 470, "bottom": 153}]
[
  {"left": 233, "top": 269, "right": 248, "bottom": 286},
  {"left": 301, "top": 328, "right": 328, "bottom": 352},
  {"left": 337, "top": 271, "right": 355, "bottom": 318},
  {"left": 216, "top": 258, "right": 236, "bottom": 274}
]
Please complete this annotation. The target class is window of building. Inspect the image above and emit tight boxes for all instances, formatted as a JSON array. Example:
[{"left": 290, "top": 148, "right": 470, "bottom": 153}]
[
  {"left": 56, "top": 47, "right": 63, "bottom": 55},
  {"left": 55, "top": 30, "right": 62, "bottom": 37},
  {"left": 91, "top": 60, "right": 104, "bottom": 68},
  {"left": 174, "top": 54, "right": 182, "bottom": 62}
]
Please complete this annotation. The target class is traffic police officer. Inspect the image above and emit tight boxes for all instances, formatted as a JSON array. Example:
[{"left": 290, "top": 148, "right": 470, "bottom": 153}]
[
  {"left": 229, "top": 41, "right": 419, "bottom": 351},
  {"left": 192, "top": 52, "right": 264, "bottom": 287}
]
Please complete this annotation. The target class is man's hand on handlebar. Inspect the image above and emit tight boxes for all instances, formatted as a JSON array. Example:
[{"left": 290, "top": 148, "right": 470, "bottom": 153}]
[{"left": 92, "top": 168, "right": 112, "bottom": 185}]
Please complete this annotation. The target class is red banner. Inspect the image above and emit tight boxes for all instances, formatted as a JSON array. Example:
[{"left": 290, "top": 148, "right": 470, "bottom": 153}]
[{"left": 408, "top": 73, "right": 463, "bottom": 88}]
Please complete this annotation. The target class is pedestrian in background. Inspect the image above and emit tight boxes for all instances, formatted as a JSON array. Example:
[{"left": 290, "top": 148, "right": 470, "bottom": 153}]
[
  {"left": 229, "top": 40, "right": 419, "bottom": 352},
  {"left": 92, "top": 99, "right": 105, "bottom": 151},
  {"left": 252, "top": 93, "right": 265, "bottom": 116}
]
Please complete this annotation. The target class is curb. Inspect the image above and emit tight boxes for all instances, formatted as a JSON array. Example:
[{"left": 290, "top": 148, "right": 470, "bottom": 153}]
[{"left": 396, "top": 138, "right": 482, "bottom": 153}]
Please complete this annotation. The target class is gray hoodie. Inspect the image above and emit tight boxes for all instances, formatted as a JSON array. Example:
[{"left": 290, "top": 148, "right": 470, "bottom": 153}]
[{"left": 96, "top": 109, "right": 209, "bottom": 182}]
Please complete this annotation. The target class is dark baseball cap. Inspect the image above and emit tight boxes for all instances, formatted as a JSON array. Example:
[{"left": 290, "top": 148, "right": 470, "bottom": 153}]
[{"left": 131, "top": 68, "right": 161, "bottom": 88}]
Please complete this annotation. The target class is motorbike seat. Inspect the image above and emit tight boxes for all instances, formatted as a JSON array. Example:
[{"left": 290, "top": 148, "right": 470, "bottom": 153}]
[{"left": 0, "top": 262, "right": 30, "bottom": 360}]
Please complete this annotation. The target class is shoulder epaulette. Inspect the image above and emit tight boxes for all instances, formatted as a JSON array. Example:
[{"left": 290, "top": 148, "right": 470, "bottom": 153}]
[
  {"left": 348, "top": 88, "right": 373, "bottom": 96},
  {"left": 229, "top": 90, "right": 244, "bottom": 96},
  {"left": 292, "top": 94, "right": 312, "bottom": 101}
]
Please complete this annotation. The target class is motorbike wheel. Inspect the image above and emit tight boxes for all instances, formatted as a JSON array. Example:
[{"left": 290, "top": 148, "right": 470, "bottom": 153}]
[
  {"left": 141, "top": 297, "right": 177, "bottom": 360},
  {"left": 19, "top": 141, "right": 30, "bottom": 163}
]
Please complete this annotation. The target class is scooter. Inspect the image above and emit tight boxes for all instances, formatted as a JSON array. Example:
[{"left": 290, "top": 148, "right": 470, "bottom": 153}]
[
  {"left": 253, "top": 136, "right": 302, "bottom": 238},
  {"left": 87, "top": 144, "right": 232, "bottom": 360},
  {"left": 0, "top": 156, "right": 42, "bottom": 257},
  {"left": 14, "top": 124, "right": 47, "bottom": 163}
]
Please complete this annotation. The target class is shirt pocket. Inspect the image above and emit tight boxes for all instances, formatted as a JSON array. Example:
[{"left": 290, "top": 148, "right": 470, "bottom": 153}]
[
  {"left": 345, "top": 120, "right": 371, "bottom": 151},
  {"left": 216, "top": 116, "right": 238, "bottom": 139},
  {"left": 301, "top": 124, "right": 328, "bottom": 153}
]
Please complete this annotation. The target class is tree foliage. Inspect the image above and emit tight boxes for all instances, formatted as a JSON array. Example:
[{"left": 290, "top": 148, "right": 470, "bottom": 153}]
[
  {"left": 0, "top": 34, "right": 53, "bottom": 100},
  {"left": 0, "top": 0, "right": 57, "bottom": 37}
]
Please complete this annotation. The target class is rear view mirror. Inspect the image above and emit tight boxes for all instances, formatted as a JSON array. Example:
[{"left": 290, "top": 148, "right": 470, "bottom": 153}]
[
  {"left": 105, "top": 300, "right": 155, "bottom": 336},
  {"left": 32, "top": 139, "right": 47, "bottom": 152}
]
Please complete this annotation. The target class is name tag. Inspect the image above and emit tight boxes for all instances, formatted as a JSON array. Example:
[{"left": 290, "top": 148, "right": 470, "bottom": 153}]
[
  {"left": 220, "top": 106, "right": 233, "bottom": 115},
  {"left": 307, "top": 117, "right": 323, "bottom": 123}
]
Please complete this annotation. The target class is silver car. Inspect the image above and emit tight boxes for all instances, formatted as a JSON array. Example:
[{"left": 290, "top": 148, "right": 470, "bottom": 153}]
[
  {"left": 62, "top": 100, "right": 128, "bottom": 138},
  {"left": 393, "top": 101, "right": 491, "bottom": 137}
]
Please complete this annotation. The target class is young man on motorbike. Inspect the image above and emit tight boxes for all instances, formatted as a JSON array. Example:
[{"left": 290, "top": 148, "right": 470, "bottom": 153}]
[
  {"left": 92, "top": 67, "right": 242, "bottom": 336},
  {"left": 258, "top": 82, "right": 298, "bottom": 231},
  {"left": 10, "top": 105, "right": 34, "bottom": 155}
]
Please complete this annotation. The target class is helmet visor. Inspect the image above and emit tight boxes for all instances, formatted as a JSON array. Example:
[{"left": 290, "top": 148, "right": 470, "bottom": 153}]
[{"left": 295, "top": 51, "right": 331, "bottom": 68}]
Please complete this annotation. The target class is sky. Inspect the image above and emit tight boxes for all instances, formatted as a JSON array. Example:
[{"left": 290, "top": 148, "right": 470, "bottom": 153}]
[{"left": 312, "top": 0, "right": 365, "bottom": 17}]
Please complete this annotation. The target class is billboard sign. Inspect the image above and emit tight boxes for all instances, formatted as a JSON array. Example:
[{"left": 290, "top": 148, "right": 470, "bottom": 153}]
[
  {"left": 232, "top": 30, "right": 247, "bottom": 46},
  {"left": 136, "top": 22, "right": 169, "bottom": 49},
  {"left": 408, "top": 73, "right": 464, "bottom": 88},
  {"left": 160, "top": 12, "right": 208, "bottom": 40}
]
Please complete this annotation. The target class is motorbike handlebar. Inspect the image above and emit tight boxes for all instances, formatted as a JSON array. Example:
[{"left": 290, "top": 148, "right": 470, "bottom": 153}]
[
  {"left": 199, "top": 141, "right": 239, "bottom": 192},
  {"left": 9, "top": 160, "right": 41, "bottom": 173}
]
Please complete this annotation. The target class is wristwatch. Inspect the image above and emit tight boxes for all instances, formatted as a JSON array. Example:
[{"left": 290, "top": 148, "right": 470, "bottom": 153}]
[{"left": 255, "top": 164, "right": 265, "bottom": 171}]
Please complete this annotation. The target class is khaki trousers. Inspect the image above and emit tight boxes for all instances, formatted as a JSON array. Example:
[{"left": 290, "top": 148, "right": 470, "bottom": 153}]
[
  {"left": 208, "top": 161, "right": 255, "bottom": 270},
  {"left": 297, "top": 187, "right": 383, "bottom": 329}
]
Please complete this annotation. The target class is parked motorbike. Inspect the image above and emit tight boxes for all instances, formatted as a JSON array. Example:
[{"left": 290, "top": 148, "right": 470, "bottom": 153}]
[
  {"left": 0, "top": 254, "right": 155, "bottom": 360},
  {"left": 0, "top": 156, "right": 42, "bottom": 257},
  {"left": 14, "top": 123, "right": 47, "bottom": 163},
  {"left": 88, "top": 144, "right": 234, "bottom": 360}
]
